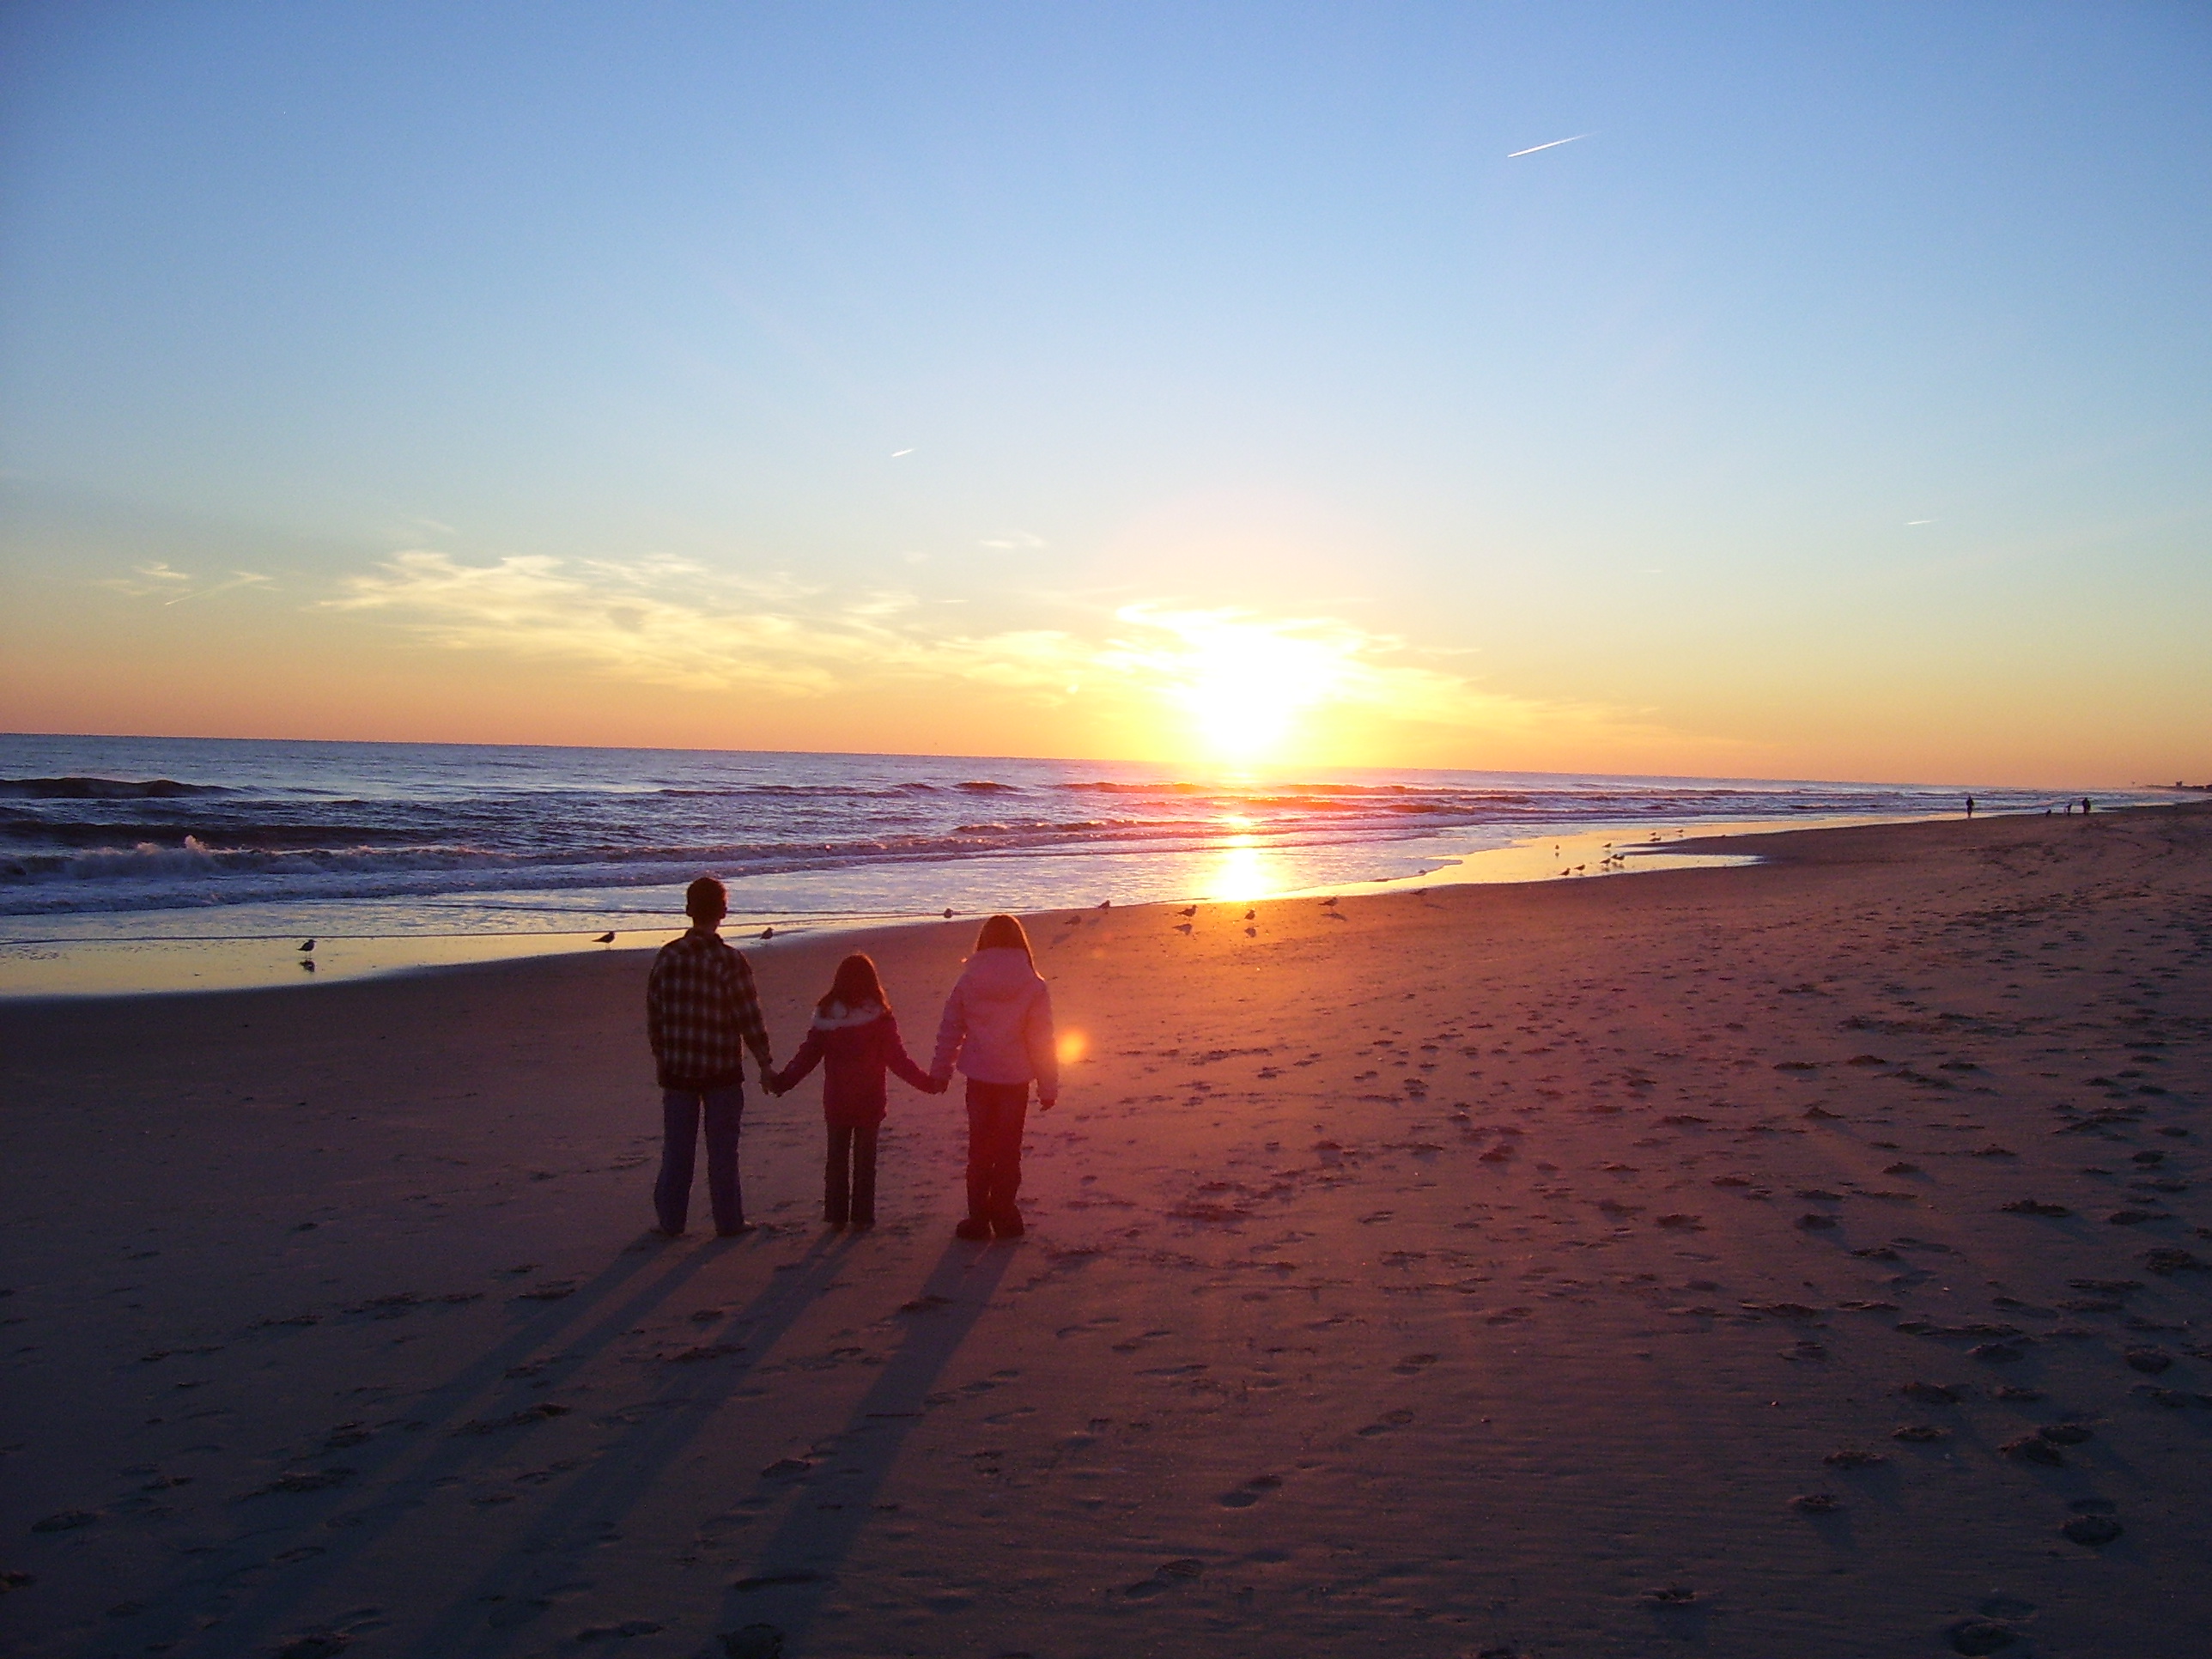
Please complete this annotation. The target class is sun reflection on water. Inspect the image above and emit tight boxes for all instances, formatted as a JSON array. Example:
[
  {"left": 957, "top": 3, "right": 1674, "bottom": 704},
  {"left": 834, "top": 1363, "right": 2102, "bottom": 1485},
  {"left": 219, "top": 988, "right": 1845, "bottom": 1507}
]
[{"left": 1201, "top": 834, "right": 1279, "bottom": 902}]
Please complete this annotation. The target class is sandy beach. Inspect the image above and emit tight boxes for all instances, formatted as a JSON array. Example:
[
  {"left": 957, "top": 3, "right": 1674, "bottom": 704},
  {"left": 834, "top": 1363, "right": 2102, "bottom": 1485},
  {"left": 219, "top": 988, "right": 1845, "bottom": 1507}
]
[{"left": 4, "top": 805, "right": 2209, "bottom": 1659}]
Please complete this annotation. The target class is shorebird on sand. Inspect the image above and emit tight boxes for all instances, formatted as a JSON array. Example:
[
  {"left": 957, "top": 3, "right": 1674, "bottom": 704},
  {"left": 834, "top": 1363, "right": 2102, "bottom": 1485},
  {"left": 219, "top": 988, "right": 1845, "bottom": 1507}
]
[
  {"left": 1177, "top": 904, "right": 1197, "bottom": 917},
  {"left": 298, "top": 939, "right": 315, "bottom": 952},
  {"left": 592, "top": 932, "right": 616, "bottom": 944},
  {"left": 759, "top": 926, "right": 775, "bottom": 940}
]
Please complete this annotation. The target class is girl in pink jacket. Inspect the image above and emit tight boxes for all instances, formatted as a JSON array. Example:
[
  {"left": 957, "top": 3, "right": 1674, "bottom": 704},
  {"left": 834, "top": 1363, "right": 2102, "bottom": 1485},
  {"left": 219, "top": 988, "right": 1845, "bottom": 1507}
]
[
  {"left": 931, "top": 915, "right": 1058, "bottom": 1240},
  {"left": 769, "top": 954, "right": 939, "bottom": 1230}
]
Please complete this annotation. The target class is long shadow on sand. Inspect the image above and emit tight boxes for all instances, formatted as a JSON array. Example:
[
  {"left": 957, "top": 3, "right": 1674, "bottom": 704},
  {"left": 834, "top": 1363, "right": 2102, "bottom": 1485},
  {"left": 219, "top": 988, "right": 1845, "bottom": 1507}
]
[
  {"left": 708, "top": 1238, "right": 1018, "bottom": 1655},
  {"left": 378, "top": 1230, "right": 872, "bottom": 1656},
  {"left": 145, "top": 1232, "right": 764, "bottom": 1659}
]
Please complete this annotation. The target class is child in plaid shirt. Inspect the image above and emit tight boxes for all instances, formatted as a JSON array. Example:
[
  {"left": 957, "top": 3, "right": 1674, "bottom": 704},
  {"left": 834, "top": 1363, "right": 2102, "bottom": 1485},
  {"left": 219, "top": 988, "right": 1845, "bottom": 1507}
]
[{"left": 645, "top": 876, "right": 773, "bottom": 1237}]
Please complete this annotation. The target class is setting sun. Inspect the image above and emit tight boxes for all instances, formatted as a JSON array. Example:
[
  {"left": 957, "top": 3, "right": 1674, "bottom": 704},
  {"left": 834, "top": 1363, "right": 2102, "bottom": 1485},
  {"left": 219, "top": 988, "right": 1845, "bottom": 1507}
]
[{"left": 1109, "top": 606, "right": 1358, "bottom": 763}]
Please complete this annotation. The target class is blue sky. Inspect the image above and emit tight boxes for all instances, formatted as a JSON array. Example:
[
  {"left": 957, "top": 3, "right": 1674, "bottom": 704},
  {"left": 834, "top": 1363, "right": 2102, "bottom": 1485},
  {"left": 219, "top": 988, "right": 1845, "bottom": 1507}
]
[{"left": 3, "top": 3, "right": 2208, "bottom": 781}]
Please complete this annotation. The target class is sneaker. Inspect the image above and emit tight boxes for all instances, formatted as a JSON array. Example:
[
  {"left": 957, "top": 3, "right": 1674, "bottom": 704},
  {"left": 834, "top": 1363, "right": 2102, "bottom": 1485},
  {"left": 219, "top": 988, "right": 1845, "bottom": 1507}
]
[
  {"left": 954, "top": 1218, "right": 991, "bottom": 1241},
  {"left": 992, "top": 1212, "right": 1025, "bottom": 1239}
]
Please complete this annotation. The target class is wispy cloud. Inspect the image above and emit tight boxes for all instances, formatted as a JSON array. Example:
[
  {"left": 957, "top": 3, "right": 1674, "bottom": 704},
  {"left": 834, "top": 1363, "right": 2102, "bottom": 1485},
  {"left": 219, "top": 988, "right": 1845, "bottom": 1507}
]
[
  {"left": 324, "top": 550, "right": 1091, "bottom": 698},
  {"left": 317, "top": 550, "right": 1714, "bottom": 753},
  {"left": 98, "top": 562, "right": 272, "bottom": 604}
]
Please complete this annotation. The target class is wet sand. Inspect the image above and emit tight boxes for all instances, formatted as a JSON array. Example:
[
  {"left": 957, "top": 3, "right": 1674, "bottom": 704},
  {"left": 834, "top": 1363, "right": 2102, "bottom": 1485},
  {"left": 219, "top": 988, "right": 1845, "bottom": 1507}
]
[{"left": 3, "top": 805, "right": 2209, "bottom": 1658}]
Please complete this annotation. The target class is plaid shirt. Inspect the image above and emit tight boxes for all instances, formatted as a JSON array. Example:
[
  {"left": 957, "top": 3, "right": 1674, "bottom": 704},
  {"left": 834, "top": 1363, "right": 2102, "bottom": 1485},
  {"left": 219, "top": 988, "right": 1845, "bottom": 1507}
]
[{"left": 646, "top": 927, "right": 772, "bottom": 1090}]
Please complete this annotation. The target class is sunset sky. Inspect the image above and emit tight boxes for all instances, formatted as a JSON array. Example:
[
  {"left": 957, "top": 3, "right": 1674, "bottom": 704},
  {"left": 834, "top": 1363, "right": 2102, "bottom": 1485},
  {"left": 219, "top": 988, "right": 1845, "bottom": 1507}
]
[{"left": 3, "top": 3, "right": 2206, "bottom": 784}]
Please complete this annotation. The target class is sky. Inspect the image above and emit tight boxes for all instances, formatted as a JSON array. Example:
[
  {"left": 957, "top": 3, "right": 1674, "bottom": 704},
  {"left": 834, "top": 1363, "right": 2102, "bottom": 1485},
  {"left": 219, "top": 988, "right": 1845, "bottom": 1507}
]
[{"left": 3, "top": 2, "right": 2208, "bottom": 785}]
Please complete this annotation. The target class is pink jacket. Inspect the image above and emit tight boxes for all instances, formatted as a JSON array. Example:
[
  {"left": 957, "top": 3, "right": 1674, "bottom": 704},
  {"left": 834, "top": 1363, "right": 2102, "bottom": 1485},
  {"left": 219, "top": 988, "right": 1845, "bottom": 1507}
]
[{"left": 931, "top": 947, "right": 1058, "bottom": 1097}]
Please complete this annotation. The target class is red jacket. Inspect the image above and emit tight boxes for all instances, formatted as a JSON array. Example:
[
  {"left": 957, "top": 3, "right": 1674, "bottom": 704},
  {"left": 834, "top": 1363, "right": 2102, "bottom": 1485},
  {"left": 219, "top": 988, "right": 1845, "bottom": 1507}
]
[{"left": 769, "top": 1001, "right": 935, "bottom": 1127}]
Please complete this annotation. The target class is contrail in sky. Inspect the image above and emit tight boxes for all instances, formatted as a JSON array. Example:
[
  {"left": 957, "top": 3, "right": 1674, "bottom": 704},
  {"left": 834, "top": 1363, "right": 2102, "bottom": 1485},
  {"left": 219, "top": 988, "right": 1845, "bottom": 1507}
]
[{"left": 1507, "top": 133, "right": 1591, "bottom": 158}]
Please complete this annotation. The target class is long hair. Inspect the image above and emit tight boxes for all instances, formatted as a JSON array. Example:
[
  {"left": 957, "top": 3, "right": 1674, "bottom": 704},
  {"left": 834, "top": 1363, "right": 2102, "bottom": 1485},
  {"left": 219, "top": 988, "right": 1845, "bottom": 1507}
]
[
  {"left": 973, "top": 913, "right": 1033, "bottom": 962},
  {"left": 818, "top": 952, "right": 888, "bottom": 1016}
]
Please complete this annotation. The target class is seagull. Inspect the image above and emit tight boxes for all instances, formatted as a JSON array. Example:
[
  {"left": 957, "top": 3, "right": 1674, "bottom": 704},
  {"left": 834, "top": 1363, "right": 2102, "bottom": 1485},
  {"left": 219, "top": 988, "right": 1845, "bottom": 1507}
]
[
  {"left": 1177, "top": 905, "right": 1197, "bottom": 918},
  {"left": 943, "top": 908, "right": 954, "bottom": 920},
  {"left": 298, "top": 939, "right": 315, "bottom": 952},
  {"left": 1243, "top": 908, "right": 1256, "bottom": 921},
  {"left": 1096, "top": 899, "right": 1112, "bottom": 909},
  {"left": 1320, "top": 896, "right": 1338, "bottom": 908},
  {"left": 759, "top": 926, "right": 775, "bottom": 940},
  {"left": 592, "top": 932, "right": 616, "bottom": 944}
]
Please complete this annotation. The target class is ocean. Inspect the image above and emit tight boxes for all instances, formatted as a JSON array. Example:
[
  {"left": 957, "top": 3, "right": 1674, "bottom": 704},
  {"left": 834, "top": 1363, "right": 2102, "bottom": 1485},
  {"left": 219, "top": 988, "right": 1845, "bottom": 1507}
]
[{"left": 0, "top": 732, "right": 2136, "bottom": 995}]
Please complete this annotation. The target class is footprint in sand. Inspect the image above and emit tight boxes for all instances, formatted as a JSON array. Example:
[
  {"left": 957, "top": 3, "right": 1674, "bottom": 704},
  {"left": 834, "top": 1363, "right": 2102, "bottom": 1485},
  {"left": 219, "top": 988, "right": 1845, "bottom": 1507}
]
[
  {"left": 1947, "top": 1618, "right": 2020, "bottom": 1655},
  {"left": 2062, "top": 1514, "right": 2124, "bottom": 1546},
  {"left": 1357, "top": 1409, "right": 1417, "bottom": 1437},
  {"left": 717, "top": 1626, "right": 785, "bottom": 1659},
  {"left": 1822, "top": 1449, "right": 1887, "bottom": 1469},
  {"left": 1218, "top": 1474, "right": 1284, "bottom": 1508},
  {"left": 1125, "top": 1558, "right": 1206, "bottom": 1597},
  {"left": 1900, "top": 1381, "right": 1965, "bottom": 1405}
]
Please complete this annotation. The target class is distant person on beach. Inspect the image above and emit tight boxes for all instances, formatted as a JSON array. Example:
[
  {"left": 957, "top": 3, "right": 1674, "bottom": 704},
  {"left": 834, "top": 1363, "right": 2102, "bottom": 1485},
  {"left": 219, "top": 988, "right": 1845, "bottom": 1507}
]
[
  {"left": 645, "top": 876, "right": 774, "bottom": 1237},
  {"left": 932, "top": 914, "right": 1059, "bottom": 1241},
  {"left": 1965, "top": 795, "right": 1975, "bottom": 817},
  {"left": 2081, "top": 796, "right": 2093, "bottom": 813},
  {"left": 766, "top": 952, "right": 942, "bottom": 1231}
]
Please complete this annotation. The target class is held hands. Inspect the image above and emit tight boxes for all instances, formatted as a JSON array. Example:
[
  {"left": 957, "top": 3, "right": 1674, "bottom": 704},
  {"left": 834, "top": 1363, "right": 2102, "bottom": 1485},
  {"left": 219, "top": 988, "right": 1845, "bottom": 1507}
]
[
  {"left": 927, "top": 1071, "right": 952, "bottom": 1096},
  {"left": 1038, "top": 1093, "right": 1058, "bottom": 1112}
]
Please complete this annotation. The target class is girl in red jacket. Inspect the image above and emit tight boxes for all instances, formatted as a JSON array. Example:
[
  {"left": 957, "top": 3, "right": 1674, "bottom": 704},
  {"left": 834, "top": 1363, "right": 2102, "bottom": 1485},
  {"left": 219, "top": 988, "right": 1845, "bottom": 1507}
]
[{"left": 769, "top": 953, "right": 940, "bottom": 1230}]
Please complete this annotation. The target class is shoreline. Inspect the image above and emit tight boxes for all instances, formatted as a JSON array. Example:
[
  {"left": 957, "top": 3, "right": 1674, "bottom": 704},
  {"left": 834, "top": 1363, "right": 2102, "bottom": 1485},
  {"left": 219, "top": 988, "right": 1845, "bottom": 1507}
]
[{"left": 0, "top": 804, "right": 2115, "bottom": 1001}]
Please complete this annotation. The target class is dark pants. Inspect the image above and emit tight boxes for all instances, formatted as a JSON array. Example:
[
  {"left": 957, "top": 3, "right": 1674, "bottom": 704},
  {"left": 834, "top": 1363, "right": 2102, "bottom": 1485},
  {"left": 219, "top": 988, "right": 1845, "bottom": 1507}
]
[
  {"left": 964, "top": 1080, "right": 1030, "bottom": 1227},
  {"left": 824, "top": 1121, "right": 880, "bottom": 1227},
  {"left": 656, "top": 1085, "right": 744, "bottom": 1234}
]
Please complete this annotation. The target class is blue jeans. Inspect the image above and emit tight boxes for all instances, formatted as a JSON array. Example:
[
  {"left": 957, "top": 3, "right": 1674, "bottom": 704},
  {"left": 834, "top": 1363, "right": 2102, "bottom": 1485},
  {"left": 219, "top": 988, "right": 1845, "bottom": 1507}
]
[
  {"left": 964, "top": 1080, "right": 1029, "bottom": 1225},
  {"left": 656, "top": 1085, "right": 745, "bottom": 1234}
]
